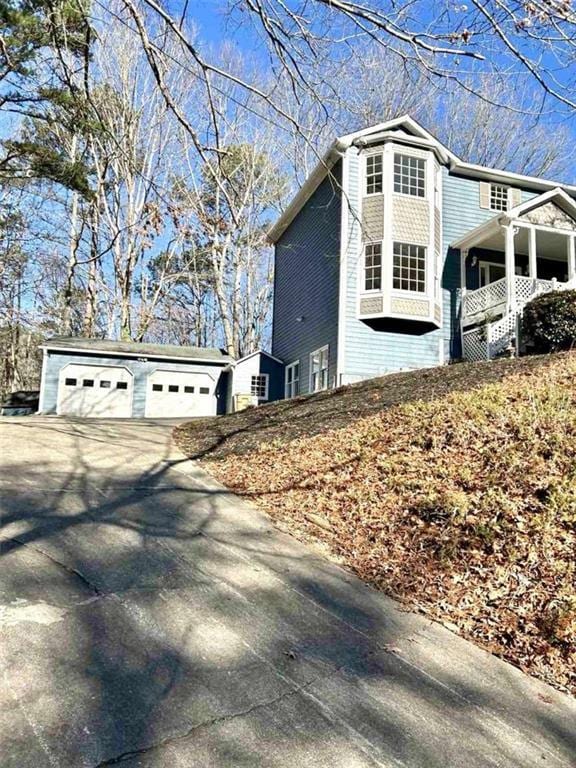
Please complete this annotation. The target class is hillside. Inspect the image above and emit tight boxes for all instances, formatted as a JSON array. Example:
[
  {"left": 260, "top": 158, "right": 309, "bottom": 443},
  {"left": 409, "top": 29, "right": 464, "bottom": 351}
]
[{"left": 175, "top": 354, "right": 576, "bottom": 695}]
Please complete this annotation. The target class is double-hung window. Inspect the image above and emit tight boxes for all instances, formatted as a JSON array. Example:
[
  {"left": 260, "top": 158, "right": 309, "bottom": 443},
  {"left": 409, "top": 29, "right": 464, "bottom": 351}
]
[
  {"left": 310, "top": 346, "right": 329, "bottom": 392},
  {"left": 285, "top": 361, "right": 300, "bottom": 399},
  {"left": 393, "top": 242, "right": 426, "bottom": 293},
  {"left": 393, "top": 153, "right": 426, "bottom": 197},
  {"left": 366, "top": 154, "right": 383, "bottom": 195},
  {"left": 251, "top": 374, "right": 269, "bottom": 400},
  {"left": 364, "top": 243, "right": 382, "bottom": 291}
]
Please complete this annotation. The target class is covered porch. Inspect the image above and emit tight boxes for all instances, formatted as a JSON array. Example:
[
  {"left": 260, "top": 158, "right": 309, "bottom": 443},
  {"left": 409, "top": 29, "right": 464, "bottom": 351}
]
[{"left": 454, "top": 188, "right": 576, "bottom": 329}]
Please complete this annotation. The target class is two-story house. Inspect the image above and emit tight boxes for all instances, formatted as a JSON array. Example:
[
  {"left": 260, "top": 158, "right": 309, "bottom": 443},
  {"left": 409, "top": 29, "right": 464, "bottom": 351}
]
[{"left": 269, "top": 115, "right": 576, "bottom": 397}]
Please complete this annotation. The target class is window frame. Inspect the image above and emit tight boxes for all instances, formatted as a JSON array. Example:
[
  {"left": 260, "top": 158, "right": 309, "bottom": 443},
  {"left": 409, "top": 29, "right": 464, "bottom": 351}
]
[
  {"left": 250, "top": 374, "right": 269, "bottom": 401},
  {"left": 365, "top": 153, "right": 383, "bottom": 196},
  {"left": 309, "top": 345, "right": 329, "bottom": 393},
  {"left": 489, "top": 183, "right": 509, "bottom": 212},
  {"left": 285, "top": 360, "right": 300, "bottom": 399},
  {"left": 392, "top": 241, "right": 427, "bottom": 294},
  {"left": 393, "top": 153, "right": 426, "bottom": 198},
  {"left": 364, "top": 242, "right": 383, "bottom": 292}
]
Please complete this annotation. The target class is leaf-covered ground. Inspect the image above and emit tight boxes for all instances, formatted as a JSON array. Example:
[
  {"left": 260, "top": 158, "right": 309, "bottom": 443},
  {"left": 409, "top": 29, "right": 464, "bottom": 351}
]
[{"left": 175, "top": 354, "right": 576, "bottom": 695}]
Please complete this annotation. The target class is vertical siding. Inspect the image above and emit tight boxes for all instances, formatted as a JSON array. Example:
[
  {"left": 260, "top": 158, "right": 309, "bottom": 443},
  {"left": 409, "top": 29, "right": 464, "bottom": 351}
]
[
  {"left": 342, "top": 150, "right": 441, "bottom": 382},
  {"left": 272, "top": 164, "right": 342, "bottom": 394},
  {"left": 40, "top": 351, "right": 229, "bottom": 416}
]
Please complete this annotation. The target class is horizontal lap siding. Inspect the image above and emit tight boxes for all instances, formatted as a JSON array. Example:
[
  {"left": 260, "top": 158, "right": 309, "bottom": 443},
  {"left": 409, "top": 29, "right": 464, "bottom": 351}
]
[
  {"left": 40, "top": 352, "right": 228, "bottom": 416},
  {"left": 343, "top": 150, "right": 440, "bottom": 381},
  {"left": 272, "top": 164, "right": 342, "bottom": 395},
  {"left": 442, "top": 175, "right": 536, "bottom": 358},
  {"left": 233, "top": 354, "right": 284, "bottom": 403}
]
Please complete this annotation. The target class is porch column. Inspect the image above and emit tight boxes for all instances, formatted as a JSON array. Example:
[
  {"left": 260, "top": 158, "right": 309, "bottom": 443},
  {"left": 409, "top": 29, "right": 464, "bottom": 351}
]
[
  {"left": 528, "top": 227, "right": 537, "bottom": 280},
  {"left": 461, "top": 249, "right": 468, "bottom": 295},
  {"left": 505, "top": 223, "right": 516, "bottom": 310},
  {"left": 569, "top": 235, "right": 576, "bottom": 282}
]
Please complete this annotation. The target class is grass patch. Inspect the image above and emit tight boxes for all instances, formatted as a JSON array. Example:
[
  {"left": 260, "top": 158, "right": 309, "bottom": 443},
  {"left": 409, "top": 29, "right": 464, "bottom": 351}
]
[{"left": 175, "top": 353, "right": 576, "bottom": 695}]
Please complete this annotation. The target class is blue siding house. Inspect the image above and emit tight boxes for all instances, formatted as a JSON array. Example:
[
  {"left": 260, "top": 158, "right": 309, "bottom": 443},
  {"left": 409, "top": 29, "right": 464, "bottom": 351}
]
[{"left": 269, "top": 115, "right": 576, "bottom": 397}]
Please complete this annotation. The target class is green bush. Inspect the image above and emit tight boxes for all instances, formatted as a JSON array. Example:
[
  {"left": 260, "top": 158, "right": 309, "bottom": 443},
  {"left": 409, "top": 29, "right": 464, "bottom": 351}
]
[{"left": 522, "top": 290, "right": 576, "bottom": 353}]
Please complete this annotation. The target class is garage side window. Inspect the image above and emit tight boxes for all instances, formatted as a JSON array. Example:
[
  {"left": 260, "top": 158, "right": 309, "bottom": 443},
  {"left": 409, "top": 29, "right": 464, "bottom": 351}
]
[
  {"left": 251, "top": 374, "right": 269, "bottom": 400},
  {"left": 116, "top": 382, "right": 128, "bottom": 390},
  {"left": 65, "top": 377, "right": 77, "bottom": 386}
]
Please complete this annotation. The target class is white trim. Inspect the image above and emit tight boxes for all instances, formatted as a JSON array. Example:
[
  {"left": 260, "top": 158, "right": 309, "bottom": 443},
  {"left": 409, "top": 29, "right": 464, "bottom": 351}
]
[
  {"left": 309, "top": 345, "right": 329, "bottom": 393},
  {"left": 336, "top": 149, "right": 351, "bottom": 386},
  {"left": 37, "top": 348, "right": 48, "bottom": 413},
  {"left": 236, "top": 349, "right": 284, "bottom": 365},
  {"left": 285, "top": 360, "right": 300, "bottom": 399},
  {"left": 41, "top": 344, "right": 229, "bottom": 366},
  {"left": 269, "top": 116, "right": 576, "bottom": 246},
  {"left": 250, "top": 373, "right": 269, "bottom": 401},
  {"left": 508, "top": 187, "right": 576, "bottom": 219}
]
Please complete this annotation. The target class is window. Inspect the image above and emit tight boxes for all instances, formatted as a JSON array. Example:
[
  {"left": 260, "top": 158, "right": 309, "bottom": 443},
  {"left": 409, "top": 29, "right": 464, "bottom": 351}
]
[
  {"left": 251, "top": 374, "right": 269, "bottom": 400},
  {"left": 168, "top": 385, "right": 179, "bottom": 393},
  {"left": 152, "top": 384, "right": 163, "bottom": 392},
  {"left": 364, "top": 243, "right": 382, "bottom": 291},
  {"left": 394, "top": 153, "right": 426, "bottom": 197},
  {"left": 366, "top": 154, "right": 383, "bottom": 195},
  {"left": 99, "top": 380, "right": 111, "bottom": 389},
  {"left": 285, "top": 361, "right": 300, "bottom": 399},
  {"left": 116, "top": 381, "right": 128, "bottom": 390},
  {"left": 82, "top": 379, "right": 94, "bottom": 388},
  {"left": 64, "top": 377, "right": 77, "bottom": 386},
  {"left": 393, "top": 242, "right": 426, "bottom": 293},
  {"left": 490, "top": 184, "right": 508, "bottom": 211},
  {"left": 199, "top": 387, "right": 210, "bottom": 394},
  {"left": 184, "top": 386, "right": 194, "bottom": 394},
  {"left": 310, "top": 346, "right": 329, "bottom": 392}
]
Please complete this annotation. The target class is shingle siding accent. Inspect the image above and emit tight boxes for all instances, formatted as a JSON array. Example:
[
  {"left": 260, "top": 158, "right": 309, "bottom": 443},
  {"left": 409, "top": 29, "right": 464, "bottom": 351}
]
[
  {"left": 272, "top": 164, "right": 342, "bottom": 394},
  {"left": 341, "top": 150, "right": 441, "bottom": 382},
  {"left": 392, "top": 196, "right": 430, "bottom": 245},
  {"left": 40, "top": 351, "right": 229, "bottom": 416},
  {"left": 362, "top": 195, "right": 384, "bottom": 240}
]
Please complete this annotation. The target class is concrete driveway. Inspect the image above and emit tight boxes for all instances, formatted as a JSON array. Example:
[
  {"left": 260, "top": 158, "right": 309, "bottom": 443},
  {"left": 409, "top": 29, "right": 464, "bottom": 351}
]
[{"left": 0, "top": 417, "right": 574, "bottom": 767}]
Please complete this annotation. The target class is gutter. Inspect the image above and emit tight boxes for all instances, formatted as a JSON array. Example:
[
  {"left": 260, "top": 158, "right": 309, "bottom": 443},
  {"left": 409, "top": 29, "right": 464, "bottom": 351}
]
[
  {"left": 39, "top": 344, "right": 233, "bottom": 366},
  {"left": 267, "top": 139, "right": 350, "bottom": 244}
]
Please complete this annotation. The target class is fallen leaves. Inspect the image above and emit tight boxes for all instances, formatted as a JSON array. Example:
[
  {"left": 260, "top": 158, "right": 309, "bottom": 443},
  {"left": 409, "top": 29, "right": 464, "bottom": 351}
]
[{"left": 176, "top": 352, "right": 576, "bottom": 696}]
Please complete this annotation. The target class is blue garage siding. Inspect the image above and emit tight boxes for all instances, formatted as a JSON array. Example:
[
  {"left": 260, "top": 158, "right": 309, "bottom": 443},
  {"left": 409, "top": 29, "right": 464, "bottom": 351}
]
[
  {"left": 272, "top": 163, "right": 342, "bottom": 394},
  {"left": 341, "top": 150, "right": 441, "bottom": 382},
  {"left": 40, "top": 351, "right": 229, "bottom": 416}
]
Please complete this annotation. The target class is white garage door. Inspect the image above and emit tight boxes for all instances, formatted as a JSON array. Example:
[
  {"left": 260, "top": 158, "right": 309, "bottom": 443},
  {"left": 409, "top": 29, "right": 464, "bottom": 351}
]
[
  {"left": 145, "top": 369, "right": 216, "bottom": 418},
  {"left": 57, "top": 364, "right": 133, "bottom": 418}
]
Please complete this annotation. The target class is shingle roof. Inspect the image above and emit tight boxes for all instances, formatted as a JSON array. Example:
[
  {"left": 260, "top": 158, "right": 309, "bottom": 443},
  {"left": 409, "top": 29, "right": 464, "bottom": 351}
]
[{"left": 42, "top": 336, "right": 233, "bottom": 362}]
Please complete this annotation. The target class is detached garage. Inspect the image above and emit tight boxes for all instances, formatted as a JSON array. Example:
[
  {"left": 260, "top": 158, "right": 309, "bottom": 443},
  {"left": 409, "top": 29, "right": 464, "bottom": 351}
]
[{"left": 39, "top": 337, "right": 232, "bottom": 419}]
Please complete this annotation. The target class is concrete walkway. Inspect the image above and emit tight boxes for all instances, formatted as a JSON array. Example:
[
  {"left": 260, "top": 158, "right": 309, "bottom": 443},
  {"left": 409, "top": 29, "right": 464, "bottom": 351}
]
[{"left": 0, "top": 416, "right": 574, "bottom": 767}]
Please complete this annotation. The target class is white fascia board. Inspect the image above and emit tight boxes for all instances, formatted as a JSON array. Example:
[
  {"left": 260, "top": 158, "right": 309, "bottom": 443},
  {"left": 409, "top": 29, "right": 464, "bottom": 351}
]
[
  {"left": 236, "top": 349, "right": 284, "bottom": 365},
  {"left": 450, "top": 160, "right": 576, "bottom": 197},
  {"left": 39, "top": 345, "right": 231, "bottom": 366},
  {"left": 508, "top": 186, "right": 576, "bottom": 218},
  {"left": 268, "top": 140, "right": 350, "bottom": 243},
  {"left": 451, "top": 216, "right": 503, "bottom": 250},
  {"left": 351, "top": 131, "right": 454, "bottom": 165}
]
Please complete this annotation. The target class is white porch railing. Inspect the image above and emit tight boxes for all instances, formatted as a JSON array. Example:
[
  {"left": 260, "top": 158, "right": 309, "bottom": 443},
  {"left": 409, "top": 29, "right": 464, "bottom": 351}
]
[
  {"left": 462, "top": 276, "right": 576, "bottom": 362},
  {"left": 462, "top": 276, "right": 558, "bottom": 325}
]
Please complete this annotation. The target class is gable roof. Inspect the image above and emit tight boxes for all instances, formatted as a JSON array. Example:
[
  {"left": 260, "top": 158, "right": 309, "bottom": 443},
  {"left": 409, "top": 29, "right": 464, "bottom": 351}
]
[
  {"left": 451, "top": 187, "right": 576, "bottom": 250},
  {"left": 41, "top": 336, "right": 232, "bottom": 363},
  {"left": 235, "top": 349, "right": 284, "bottom": 366},
  {"left": 269, "top": 115, "right": 576, "bottom": 244}
]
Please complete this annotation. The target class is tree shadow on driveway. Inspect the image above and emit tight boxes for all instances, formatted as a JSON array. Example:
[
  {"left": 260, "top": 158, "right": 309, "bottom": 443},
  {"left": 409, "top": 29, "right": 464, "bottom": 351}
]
[{"left": 0, "top": 418, "right": 574, "bottom": 767}]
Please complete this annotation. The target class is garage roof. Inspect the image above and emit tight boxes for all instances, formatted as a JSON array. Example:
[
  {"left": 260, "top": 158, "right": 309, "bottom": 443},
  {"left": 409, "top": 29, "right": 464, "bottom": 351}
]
[{"left": 42, "top": 336, "right": 232, "bottom": 363}]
